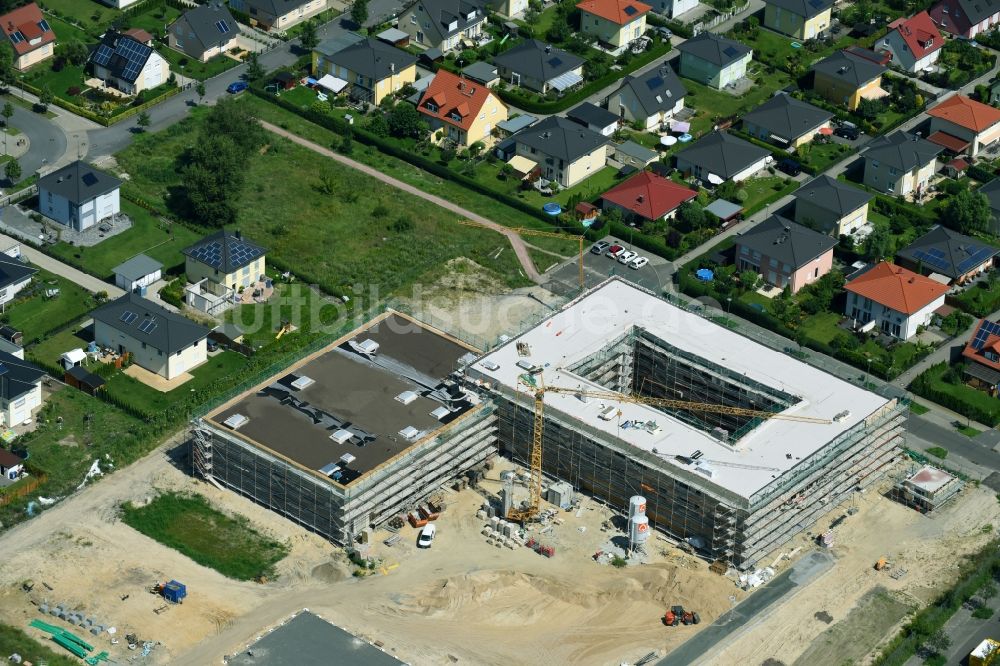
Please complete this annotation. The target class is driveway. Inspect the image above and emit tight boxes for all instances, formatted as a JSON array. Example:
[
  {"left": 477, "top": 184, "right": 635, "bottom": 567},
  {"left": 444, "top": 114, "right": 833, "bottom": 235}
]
[{"left": 0, "top": 230, "right": 124, "bottom": 296}]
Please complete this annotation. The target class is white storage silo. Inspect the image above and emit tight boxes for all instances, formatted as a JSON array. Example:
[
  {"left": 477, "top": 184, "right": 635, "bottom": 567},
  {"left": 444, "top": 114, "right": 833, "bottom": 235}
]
[
  {"left": 628, "top": 495, "right": 646, "bottom": 520},
  {"left": 629, "top": 514, "right": 650, "bottom": 548}
]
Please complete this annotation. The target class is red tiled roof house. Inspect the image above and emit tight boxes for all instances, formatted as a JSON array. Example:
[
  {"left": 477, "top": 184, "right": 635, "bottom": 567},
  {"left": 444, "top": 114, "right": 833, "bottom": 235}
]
[
  {"left": 844, "top": 261, "right": 948, "bottom": 340},
  {"left": 577, "top": 0, "right": 651, "bottom": 51},
  {"left": 926, "top": 94, "right": 1000, "bottom": 157},
  {"left": 879, "top": 12, "right": 943, "bottom": 73},
  {"left": 961, "top": 318, "right": 1000, "bottom": 393},
  {"left": 0, "top": 2, "right": 55, "bottom": 71},
  {"left": 417, "top": 69, "right": 508, "bottom": 147},
  {"left": 600, "top": 170, "right": 696, "bottom": 224}
]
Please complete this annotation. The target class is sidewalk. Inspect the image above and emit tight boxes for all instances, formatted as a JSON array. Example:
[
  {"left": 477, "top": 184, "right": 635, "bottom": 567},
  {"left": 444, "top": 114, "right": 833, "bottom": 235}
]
[{"left": 0, "top": 230, "right": 123, "bottom": 297}]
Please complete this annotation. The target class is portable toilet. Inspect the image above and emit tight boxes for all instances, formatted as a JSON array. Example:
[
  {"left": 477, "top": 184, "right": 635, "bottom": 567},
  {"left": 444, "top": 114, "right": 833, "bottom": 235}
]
[{"left": 162, "top": 580, "right": 186, "bottom": 603}]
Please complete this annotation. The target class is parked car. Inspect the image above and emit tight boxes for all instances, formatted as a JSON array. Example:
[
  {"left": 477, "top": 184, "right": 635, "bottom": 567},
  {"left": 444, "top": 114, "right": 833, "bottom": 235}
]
[
  {"left": 629, "top": 256, "right": 648, "bottom": 270},
  {"left": 617, "top": 250, "right": 637, "bottom": 265},
  {"left": 606, "top": 244, "right": 624, "bottom": 258},
  {"left": 207, "top": 339, "right": 220, "bottom": 352},
  {"left": 417, "top": 523, "right": 436, "bottom": 548},
  {"left": 227, "top": 81, "right": 249, "bottom": 94},
  {"left": 777, "top": 158, "right": 801, "bottom": 176},
  {"left": 834, "top": 125, "right": 860, "bottom": 140},
  {"left": 655, "top": 26, "right": 672, "bottom": 39},
  {"left": 591, "top": 241, "right": 611, "bottom": 255}
]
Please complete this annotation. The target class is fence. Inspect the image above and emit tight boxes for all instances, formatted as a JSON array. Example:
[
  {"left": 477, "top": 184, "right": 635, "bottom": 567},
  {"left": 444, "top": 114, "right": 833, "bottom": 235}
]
[
  {"left": 692, "top": 1, "right": 751, "bottom": 34},
  {"left": 0, "top": 471, "right": 49, "bottom": 507}
]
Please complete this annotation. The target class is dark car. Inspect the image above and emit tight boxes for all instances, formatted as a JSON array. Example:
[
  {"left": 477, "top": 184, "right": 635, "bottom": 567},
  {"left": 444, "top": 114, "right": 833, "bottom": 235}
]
[
  {"left": 834, "top": 125, "right": 860, "bottom": 140},
  {"left": 207, "top": 339, "right": 220, "bottom": 352},
  {"left": 777, "top": 158, "right": 801, "bottom": 176},
  {"left": 227, "top": 81, "right": 249, "bottom": 94}
]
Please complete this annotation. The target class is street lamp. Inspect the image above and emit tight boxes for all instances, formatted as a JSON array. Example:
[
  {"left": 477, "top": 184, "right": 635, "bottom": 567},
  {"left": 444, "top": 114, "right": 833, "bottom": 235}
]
[
  {"left": 865, "top": 356, "right": 872, "bottom": 385},
  {"left": 726, "top": 297, "right": 732, "bottom": 315},
  {"left": 628, "top": 222, "right": 636, "bottom": 250}
]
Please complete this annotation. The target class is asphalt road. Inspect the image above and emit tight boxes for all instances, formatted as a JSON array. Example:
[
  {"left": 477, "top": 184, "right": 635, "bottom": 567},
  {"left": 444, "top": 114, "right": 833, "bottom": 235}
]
[
  {"left": 11, "top": 104, "right": 65, "bottom": 175},
  {"left": 905, "top": 414, "right": 1000, "bottom": 474}
]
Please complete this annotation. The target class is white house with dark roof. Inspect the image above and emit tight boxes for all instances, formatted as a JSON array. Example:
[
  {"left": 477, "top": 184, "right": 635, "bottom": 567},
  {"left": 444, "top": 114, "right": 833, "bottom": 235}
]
[
  {"left": 793, "top": 174, "right": 874, "bottom": 236},
  {"left": 92, "top": 292, "right": 209, "bottom": 380},
  {"left": 862, "top": 131, "right": 942, "bottom": 196},
  {"left": 607, "top": 62, "right": 687, "bottom": 130},
  {"left": 397, "top": 0, "right": 487, "bottom": 52},
  {"left": 0, "top": 253, "right": 36, "bottom": 310},
  {"left": 741, "top": 93, "right": 832, "bottom": 149},
  {"left": 510, "top": 115, "right": 610, "bottom": 187},
  {"left": 0, "top": 349, "right": 44, "bottom": 430},
  {"left": 674, "top": 131, "right": 770, "bottom": 183},
  {"left": 677, "top": 32, "right": 752, "bottom": 90},
  {"left": 168, "top": 3, "right": 240, "bottom": 62},
  {"left": 37, "top": 160, "right": 122, "bottom": 232},
  {"left": 567, "top": 102, "right": 619, "bottom": 136},
  {"left": 89, "top": 29, "right": 169, "bottom": 95}
]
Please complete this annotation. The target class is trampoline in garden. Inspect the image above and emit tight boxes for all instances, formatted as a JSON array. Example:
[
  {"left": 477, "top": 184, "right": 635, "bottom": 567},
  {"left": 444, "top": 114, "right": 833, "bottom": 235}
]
[
  {"left": 543, "top": 203, "right": 562, "bottom": 216},
  {"left": 696, "top": 268, "right": 714, "bottom": 281}
]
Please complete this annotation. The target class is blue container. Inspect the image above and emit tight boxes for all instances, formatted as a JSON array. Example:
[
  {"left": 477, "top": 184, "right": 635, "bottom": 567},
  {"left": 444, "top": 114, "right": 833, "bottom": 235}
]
[{"left": 163, "top": 580, "right": 187, "bottom": 603}]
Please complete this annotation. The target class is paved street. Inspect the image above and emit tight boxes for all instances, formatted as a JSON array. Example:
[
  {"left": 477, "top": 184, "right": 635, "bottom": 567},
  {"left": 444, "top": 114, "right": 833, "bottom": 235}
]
[
  {"left": 0, "top": 231, "right": 124, "bottom": 296},
  {"left": 903, "top": 594, "right": 1000, "bottom": 666},
  {"left": 8, "top": 105, "right": 66, "bottom": 175}
]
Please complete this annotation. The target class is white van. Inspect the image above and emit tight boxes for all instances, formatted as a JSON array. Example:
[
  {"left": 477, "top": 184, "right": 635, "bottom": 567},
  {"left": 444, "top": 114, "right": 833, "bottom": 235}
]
[{"left": 417, "top": 523, "right": 437, "bottom": 548}]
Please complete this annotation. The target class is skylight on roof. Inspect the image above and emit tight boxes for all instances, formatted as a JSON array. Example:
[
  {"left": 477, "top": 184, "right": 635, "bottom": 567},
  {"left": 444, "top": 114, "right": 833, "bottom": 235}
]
[
  {"left": 38, "top": 19, "right": 50, "bottom": 32},
  {"left": 624, "top": 4, "right": 638, "bottom": 14}
]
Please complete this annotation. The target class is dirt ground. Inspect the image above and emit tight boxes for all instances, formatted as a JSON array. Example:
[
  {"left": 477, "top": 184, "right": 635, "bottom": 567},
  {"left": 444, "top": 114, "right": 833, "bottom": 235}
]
[{"left": 706, "top": 473, "right": 999, "bottom": 666}]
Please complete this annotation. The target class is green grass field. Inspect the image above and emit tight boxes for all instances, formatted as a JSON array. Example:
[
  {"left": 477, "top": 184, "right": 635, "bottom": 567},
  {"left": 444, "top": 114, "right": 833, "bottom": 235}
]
[
  {"left": 0, "top": 624, "right": 79, "bottom": 666},
  {"left": 37, "top": 0, "right": 116, "bottom": 36},
  {"left": 5, "top": 270, "right": 101, "bottom": 344},
  {"left": 120, "top": 491, "right": 289, "bottom": 580},
  {"left": 48, "top": 201, "right": 201, "bottom": 280},
  {"left": 115, "top": 107, "right": 544, "bottom": 299},
  {"left": 156, "top": 46, "right": 240, "bottom": 82},
  {"left": 681, "top": 69, "right": 793, "bottom": 136},
  {"left": 45, "top": 15, "right": 92, "bottom": 44}
]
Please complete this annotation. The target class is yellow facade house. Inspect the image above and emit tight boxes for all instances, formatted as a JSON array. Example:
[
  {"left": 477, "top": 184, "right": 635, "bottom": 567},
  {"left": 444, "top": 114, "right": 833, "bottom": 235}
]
[
  {"left": 576, "top": 0, "right": 651, "bottom": 50},
  {"left": 313, "top": 37, "right": 417, "bottom": 105},
  {"left": 811, "top": 49, "right": 887, "bottom": 111},
  {"left": 417, "top": 69, "right": 508, "bottom": 147},
  {"left": 763, "top": 0, "right": 833, "bottom": 40}
]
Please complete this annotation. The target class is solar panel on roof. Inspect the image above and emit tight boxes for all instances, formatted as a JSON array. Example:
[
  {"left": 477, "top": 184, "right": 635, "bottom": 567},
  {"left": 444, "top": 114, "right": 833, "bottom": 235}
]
[
  {"left": 912, "top": 248, "right": 949, "bottom": 271},
  {"left": 82, "top": 173, "right": 98, "bottom": 187},
  {"left": 957, "top": 246, "right": 994, "bottom": 273},
  {"left": 645, "top": 75, "right": 664, "bottom": 90},
  {"left": 973, "top": 320, "right": 1000, "bottom": 350},
  {"left": 138, "top": 319, "right": 157, "bottom": 334},
  {"left": 92, "top": 44, "right": 113, "bottom": 66},
  {"left": 723, "top": 46, "right": 740, "bottom": 58},
  {"left": 10, "top": 32, "right": 23, "bottom": 44},
  {"left": 547, "top": 56, "right": 563, "bottom": 67},
  {"left": 215, "top": 19, "right": 230, "bottom": 33},
  {"left": 120, "top": 311, "right": 138, "bottom": 325},
  {"left": 119, "top": 310, "right": 134, "bottom": 322},
  {"left": 38, "top": 19, "right": 50, "bottom": 32}
]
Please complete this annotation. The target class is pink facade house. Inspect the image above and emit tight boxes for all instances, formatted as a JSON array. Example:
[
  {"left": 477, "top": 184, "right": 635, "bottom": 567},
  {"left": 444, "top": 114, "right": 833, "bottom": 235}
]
[{"left": 734, "top": 215, "right": 836, "bottom": 293}]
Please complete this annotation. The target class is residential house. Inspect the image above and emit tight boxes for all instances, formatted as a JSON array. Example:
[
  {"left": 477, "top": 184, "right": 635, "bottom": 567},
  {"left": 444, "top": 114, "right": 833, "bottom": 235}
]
[
  {"left": 492, "top": 40, "right": 584, "bottom": 93},
  {"left": 793, "top": 174, "right": 874, "bottom": 236},
  {"left": 417, "top": 69, "right": 508, "bottom": 147},
  {"left": 0, "top": 3, "right": 55, "bottom": 71},
  {"left": 113, "top": 254, "right": 163, "bottom": 293},
  {"left": 741, "top": 93, "right": 833, "bottom": 150},
  {"left": 611, "top": 140, "right": 658, "bottom": 168},
  {"left": 879, "top": 12, "right": 943, "bottom": 73},
  {"left": 896, "top": 225, "right": 999, "bottom": 284},
  {"left": 677, "top": 32, "right": 752, "bottom": 90},
  {"left": 567, "top": 102, "right": 619, "bottom": 136},
  {"left": 124, "top": 27, "right": 154, "bottom": 45},
  {"left": 184, "top": 229, "right": 267, "bottom": 294},
  {"left": 674, "top": 130, "right": 771, "bottom": 183},
  {"left": 397, "top": 0, "right": 487, "bottom": 52},
  {"left": 763, "top": 0, "right": 833, "bottom": 39},
  {"left": 980, "top": 178, "right": 1000, "bottom": 235},
  {"left": 926, "top": 94, "right": 1000, "bottom": 157},
  {"left": 92, "top": 292, "right": 209, "bottom": 381},
  {"left": 168, "top": 3, "right": 240, "bottom": 63},
  {"left": 810, "top": 49, "right": 887, "bottom": 110},
  {"left": 607, "top": 63, "right": 687, "bottom": 130},
  {"left": 486, "top": 0, "right": 529, "bottom": 18},
  {"left": 735, "top": 215, "right": 836, "bottom": 293},
  {"left": 862, "top": 131, "right": 942, "bottom": 196},
  {"left": 37, "top": 160, "right": 122, "bottom": 232},
  {"left": 0, "top": 254, "right": 35, "bottom": 311},
  {"left": 576, "top": 0, "right": 651, "bottom": 51},
  {"left": 313, "top": 37, "right": 417, "bottom": 105},
  {"left": 89, "top": 30, "right": 169, "bottom": 95},
  {"left": 0, "top": 448, "right": 25, "bottom": 482},
  {"left": 961, "top": 318, "right": 1000, "bottom": 393},
  {"left": 600, "top": 170, "right": 697, "bottom": 224},
  {"left": 652, "top": 0, "right": 698, "bottom": 18},
  {"left": 0, "top": 350, "right": 44, "bottom": 430},
  {"left": 929, "top": 0, "right": 1000, "bottom": 38},
  {"left": 843, "top": 261, "right": 948, "bottom": 339},
  {"left": 509, "top": 115, "right": 610, "bottom": 187},
  {"left": 228, "top": 0, "right": 329, "bottom": 30}
]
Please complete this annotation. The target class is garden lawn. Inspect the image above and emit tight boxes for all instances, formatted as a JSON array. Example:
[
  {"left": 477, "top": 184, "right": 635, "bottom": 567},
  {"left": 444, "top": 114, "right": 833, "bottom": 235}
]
[
  {"left": 48, "top": 200, "right": 202, "bottom": 280},
  {"left": 729, "top": 27, "right": 862, "bottom": 74},
  {"left": 797, "top": 311, "right": 843, "bottom": 344},
  {"left": 799, "top": 140, "right": 852, "bottom": 173},
  {"left": 0, "top": 624, "right": 79, "bottom": 666},
  {"left": 120, "top": 491, "right": 288, "bottom": 580},
  {"left": 25, "top": 63, "right": 87, "bottom": 104},
  {"left": 102, "top": 350, "right": 248, "bottom": 416},
  {"left": 914, "top": 362, "right": 1000, "bottom": 423},
  {"left": 115, "top": 107, "right": 540, "bottom": 299},
  {"left": 6, "top": 270, "right": 100, "bottom": 343},
  {"left": 156, "top": 47, "right": 240, "bottom": 82},
  {"left": 682, "top": 69, "right": 793, "bottom": 136},
  {"left": 950, "top": 279, "right": 1000, "bottom": 317},
  {"left": 27, "top": 323, "right": 91, "bottom": 370},
  {"left": 126, "top": 3, "right": 183, "bottom": 37},
  {"left": 45, "top": 15, "right": 92, "bottom": 44},
  {"left": 740, "top": 175, "right": 797, "bottom": 214},
  {"left": 36, "top": 0, "right": 116, "bottom": 36}
]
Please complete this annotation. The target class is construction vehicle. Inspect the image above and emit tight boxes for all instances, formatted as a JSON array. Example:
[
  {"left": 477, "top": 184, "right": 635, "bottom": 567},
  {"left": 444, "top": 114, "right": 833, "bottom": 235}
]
[
  {"left": 507, "top": 374, "right": 834, "bottom": 523},
  {"left": 458, "top": 219, "right": 587, "bottom": 292},
  {"left": 875, "top": 557, "right": 889, "bottom": 571},
  {"left": 275, "top": 321, "right": 292, "bottom": 339}
]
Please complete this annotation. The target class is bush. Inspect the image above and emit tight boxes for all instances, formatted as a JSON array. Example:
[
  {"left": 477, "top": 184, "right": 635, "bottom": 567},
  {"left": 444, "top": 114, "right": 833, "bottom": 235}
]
[
  {"left": 611, "top": 556, "right": 627, "bottom": 568},
  {"left": 67, "top": 86, "right": 81, "bottom": 97},
  {"left": 972, "top": 606, "right": 995, "bottom": 619}
]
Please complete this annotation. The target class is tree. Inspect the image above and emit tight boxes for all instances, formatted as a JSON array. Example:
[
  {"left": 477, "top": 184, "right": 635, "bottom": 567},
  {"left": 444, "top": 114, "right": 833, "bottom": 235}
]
[
  {"left": 677, "top": 202, "right": 706, "bottom": 230},
  {"left": 367, "top": 112, "right": 390, "bottom": 137},
  {"left": 204, "top": 98, "right": 266, "bottom": 152},
  {"left": 60, "top": 40, "right": 89, "bottom": 67},
  {"left": 196, "top": 82, "right": 206, "bottom": 104},
  {"left": 925, "top": 629, "right": 951, "bottom": 655},
  {"left": 246, "top": 52, "right": 265, "bottom": 82},
  {"left": 856, "top": 97, "right": 884, "bottom": 121},
  {"left": 864, "top": 226, "right": 890, "bottom": 261},
  {"left": 37, "top": 87, "right": 53, "bottom": 111},
  {"left": 387, "top": 102, "right": 427, "bottom": 139},
  {"left": 4, "top": 158, "right": 20, "bottom": 184},
  {"left": 738, "top": 269, "right": 761, "bottom": 292},
  {"left": 546, "top": 19, "right": 571, "bottom": 43},
  {"left": 1, "top": 101, "right": 12, "bottom": 129},
  {"left": 0, "top": 42, "right": 13, "bottom": 88},
  {"left": 351, "top": 0, "right": 369, "bottom": 27},
  {"left": 299, "top": 20, "right": 319, "bottom": 50},
  {"left": 136, "top": 110, "right": 151, "bottom": 132},
  {"left": 183, "top": 134, "right": 245, "bottom": 227},
  {"left": 943, "top": 189, "right": 992, "bottom": 234}
]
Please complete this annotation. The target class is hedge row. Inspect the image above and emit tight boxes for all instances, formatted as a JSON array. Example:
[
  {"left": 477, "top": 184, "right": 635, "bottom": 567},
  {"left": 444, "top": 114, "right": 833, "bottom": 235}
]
[
  {"left": 18, "top": 80, "right": 181, "bottom": 127},
  {"left": 908, "top": 362, "right": 1000, "bottom": 426},
  {"left": 494, "top": 40, "right": 673, "bottom": 114}
]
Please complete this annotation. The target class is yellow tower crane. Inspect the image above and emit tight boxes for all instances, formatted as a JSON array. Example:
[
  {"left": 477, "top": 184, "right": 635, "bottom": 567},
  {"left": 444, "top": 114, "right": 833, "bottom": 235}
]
[
  {"left": 506, "top": 378, "right": 833, "bottom": 523},
  {"left": 457, "top": 219, "right": 586, "bottom": 292}
]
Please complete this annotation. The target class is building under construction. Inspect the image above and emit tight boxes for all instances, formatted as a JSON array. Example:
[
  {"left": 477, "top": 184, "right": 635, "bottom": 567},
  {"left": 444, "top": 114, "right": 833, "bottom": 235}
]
[
  {"left": 467, "top": 279, "right": 906, "bottom": 569},
  {"left": 192, "top": 311, "right": 495, "bottom": 544}
]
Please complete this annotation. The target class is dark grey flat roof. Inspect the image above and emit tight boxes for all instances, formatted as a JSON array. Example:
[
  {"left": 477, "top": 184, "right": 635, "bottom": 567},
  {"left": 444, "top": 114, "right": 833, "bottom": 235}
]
[
  {"left": 568, "top": 102, "right": 619, "bottom": 128},
  {"left": 113, "top": 253, "right": 162, "bottom": 282},
  {"left": 228, "top": 612, "right": 406, "bottom": 666},
  {"left": 209, "top": 314, "right": 476, "bottom": 483},
  {"left": 462, "top": 60, "right": 499, "bottom": 83}
]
